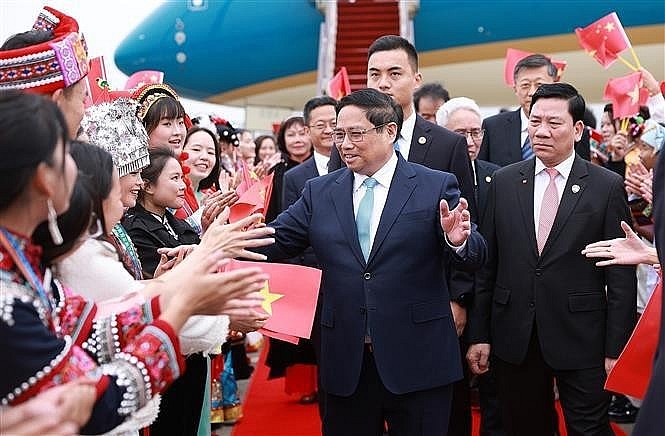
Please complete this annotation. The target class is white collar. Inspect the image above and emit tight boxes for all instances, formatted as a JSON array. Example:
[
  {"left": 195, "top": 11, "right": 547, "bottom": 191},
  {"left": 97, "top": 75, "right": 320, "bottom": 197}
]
[
  {"left": 353, "top": 152, "right": 398, "bottom": 192},
  {"left": 313, "top": 150, "right": 330, "bottom": 173},
  {"left": 520, "top": 108, "right": 529, "bottom": 132},
  {"left": 400, "top": 110, "right": 417, "bottom": 145},
  {"left": 534, "top": 151, "right": 575, "bottom": 179}
]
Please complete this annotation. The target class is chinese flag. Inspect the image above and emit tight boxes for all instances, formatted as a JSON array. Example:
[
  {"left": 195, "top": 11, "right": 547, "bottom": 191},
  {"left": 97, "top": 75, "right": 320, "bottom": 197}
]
[
  {"left": 575, "top": 12, "right": 631, "bottom": 68},
  {"left": 226, "top": 259, "right": 322, "bottom": 340},
  {"left": 503, "top": 48, "right": 567, "bottom": 86},
  {"left": 603, "top": 72, "right": 649, "bottom": 119},
  {"left": 229, "top": 173, "right": 274, "bottom": 223},
  {"left": 124, "top": 70, "right": 164, "bottom": 91},
  {"left": 605, "top": 278, "right": 662, "bottom": 399},
  {"left": 328, "top": 67, "right": 351, "bottom": 100},
  {"left": 235, "top": 159, "right": 259, "bottom": 197}
]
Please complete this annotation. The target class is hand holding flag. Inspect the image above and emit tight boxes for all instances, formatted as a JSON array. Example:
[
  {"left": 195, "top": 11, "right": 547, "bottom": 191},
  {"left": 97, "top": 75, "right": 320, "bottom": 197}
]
[{"left": 575, "top": 12, "right": 641, "bottom": 71}]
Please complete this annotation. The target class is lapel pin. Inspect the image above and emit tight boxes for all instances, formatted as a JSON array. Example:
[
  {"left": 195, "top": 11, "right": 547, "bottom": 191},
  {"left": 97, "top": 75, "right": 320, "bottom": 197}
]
[
  {"left": 571, "top": 184, "right": 580, "bottom": 193},
  {"left": 522, "top": 179, "right": 527, "bottom": 184},
  {"left": 485, "top": 176, "right": 492, "bottom": 183},
  {"left": 418, "top": 136, "right": 426, "bottom": 144}
]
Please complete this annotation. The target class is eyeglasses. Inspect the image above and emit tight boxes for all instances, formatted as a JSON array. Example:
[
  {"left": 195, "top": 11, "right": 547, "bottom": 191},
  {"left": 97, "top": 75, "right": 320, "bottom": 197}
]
[
  {"left": 453, "top": 129, "right": 485, "bottom": 142},
  {"left": 332, "top": 122, "right": 392, "bottom": 144},
  {"left": 309, "top": 121, "right": 336, "bottom": 131}
]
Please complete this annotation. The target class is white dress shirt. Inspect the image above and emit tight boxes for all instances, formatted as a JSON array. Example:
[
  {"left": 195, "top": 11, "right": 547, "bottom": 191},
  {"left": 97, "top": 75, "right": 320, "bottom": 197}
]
[
  {"left": 396, "top": 110, "right": 416, "bottom": 160},
  {"left": 533, "top": 151, "right": 575, "bottom": 239},
  {"left": 313, "top": 150, "right": 329, "bottom": 176},
  {"left": 353, "top": 153, "right": 398, "bottom": 253},
  {"left": 520, "top": 108, "right": 530, "bottom": 148}
]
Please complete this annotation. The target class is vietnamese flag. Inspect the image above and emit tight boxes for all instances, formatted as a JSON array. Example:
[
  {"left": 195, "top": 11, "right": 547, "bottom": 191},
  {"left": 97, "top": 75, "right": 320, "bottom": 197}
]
[
  {"left": 229, "top": 172, "right": 274, "bottom": 223},
  {"left": 227, "top": 259, "right": 322, "bottom": 340},
  {"left": 575, "top": 12, "right": 631, "bottom": 68},
  {"left": 124, "top": 70, "right": 164, "bottom": 91},
  {"left": 503, "top": 48, "right": 567, "bottom": 86},
  {"left": 328, "top": 67, "right": 351, "bottom": 100},
  {"left": 603, "top": 72, "right": 649, "bottom": 119},
  {"left": 606, "top": 277, "right": 662, "bottom": 399}
]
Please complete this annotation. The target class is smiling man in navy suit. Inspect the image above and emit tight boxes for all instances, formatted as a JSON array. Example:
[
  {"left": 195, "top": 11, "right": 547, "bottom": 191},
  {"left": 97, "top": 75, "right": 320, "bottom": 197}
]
[{"left": 260, "top": 88, "right": 486, "bottom": 435}]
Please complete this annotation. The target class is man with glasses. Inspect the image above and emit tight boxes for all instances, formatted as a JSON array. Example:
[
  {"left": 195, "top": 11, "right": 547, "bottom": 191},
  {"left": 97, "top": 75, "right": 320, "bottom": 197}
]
[
  {"left": 438, "top": 98, "right": 500, "bottom": 225},
  {"left": 259, "top": 88, "right": 486, "bottom": 435}
]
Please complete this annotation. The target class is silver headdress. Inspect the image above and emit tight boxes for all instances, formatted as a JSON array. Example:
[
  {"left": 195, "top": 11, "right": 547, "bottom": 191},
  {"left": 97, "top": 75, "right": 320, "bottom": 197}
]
[{"left": 81, "top": 98, "right": 150, "bottom": 177}]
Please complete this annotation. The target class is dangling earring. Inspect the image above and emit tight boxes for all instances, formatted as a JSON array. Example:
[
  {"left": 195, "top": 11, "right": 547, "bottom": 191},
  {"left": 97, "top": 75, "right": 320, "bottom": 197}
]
[{"left": 47, "top": 199, "right": 63, "bottom": 245}]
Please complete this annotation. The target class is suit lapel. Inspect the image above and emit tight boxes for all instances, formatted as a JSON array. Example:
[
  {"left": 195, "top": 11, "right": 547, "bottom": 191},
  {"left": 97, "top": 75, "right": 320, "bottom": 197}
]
[
  {"left": 367, "top": 157, "right": 417, "bottom": 266},
  {"left": 508, "top": 109, "right": 522, "bottom": 163},
  {"left": 330, "top": 169, "right": 365, "bottom": 266},
  {"left": 517, "top": 159, "right": 538, "bottom": 258},
  {"left": 540, "top": 156, "right": 588, "bottom": 257},
  {"left": 407, "top": 116, "right": 431, "bottom": 164}
]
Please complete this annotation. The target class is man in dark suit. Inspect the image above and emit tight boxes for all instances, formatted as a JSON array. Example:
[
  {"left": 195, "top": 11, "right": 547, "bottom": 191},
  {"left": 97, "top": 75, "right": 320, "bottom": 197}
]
[
  {"left": 438, "top": 96, "right": 504, "bottom": 436},
  {"left": 261, "top": 89, "right": 486, "bottom": 435},
  {"left": 479, "top": 55, "right": 589, "bottom": 168},
  {"left": 467, "top": 83, "right": 636, "bottom": 435}
]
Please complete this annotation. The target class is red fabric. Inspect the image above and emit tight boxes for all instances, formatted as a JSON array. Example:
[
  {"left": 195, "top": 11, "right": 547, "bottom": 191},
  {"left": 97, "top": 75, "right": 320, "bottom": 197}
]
[
  {"left": 229, "top": 173, "right": 274, "bottom": 223},
  {"left": 226, "top": 260, "right": 321, "bottom": 339},
  {"left": 575, "top": 12, "right": 631, "bottom": 68},
  {"left": 284, "top": 364, "right": 317, "bottom": 396},
  {"left": 235, "top": 160, "right": 259, "bottom": 197},
  {"left": 503, "top": 48, "right": 567, "bottom": 86},
  {"left": 603, "top": 72, "right": 650, "bottom": 119},
  {"left": 605, "top": 277, "right": 662, "bottom": 398},
  {"left": 327, "top": 67, "right": 351, "bottom": 100},
  {"left": 260, "top": 328, "right": 300, "bottom": 344},
  {"left": 84, "top": 57, "right": 131, "bottom": 107}
]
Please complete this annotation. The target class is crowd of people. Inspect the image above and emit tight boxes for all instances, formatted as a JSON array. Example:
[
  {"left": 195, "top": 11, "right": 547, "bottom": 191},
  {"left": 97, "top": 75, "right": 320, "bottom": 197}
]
[{"left": 0, "top": 5, "right": 663, "bottom": 436}]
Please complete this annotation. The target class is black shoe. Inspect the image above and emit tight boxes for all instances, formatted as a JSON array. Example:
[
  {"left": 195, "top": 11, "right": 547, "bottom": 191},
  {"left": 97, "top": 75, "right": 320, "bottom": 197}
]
[{"left": 609, "top": 400, "right": 639, "bottom": 423}]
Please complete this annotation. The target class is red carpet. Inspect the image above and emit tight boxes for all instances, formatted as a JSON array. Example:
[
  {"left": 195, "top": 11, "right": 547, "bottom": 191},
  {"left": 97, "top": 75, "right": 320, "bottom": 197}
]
[{"left": 235, "top": 346, "right": 627, "bottom": 436}]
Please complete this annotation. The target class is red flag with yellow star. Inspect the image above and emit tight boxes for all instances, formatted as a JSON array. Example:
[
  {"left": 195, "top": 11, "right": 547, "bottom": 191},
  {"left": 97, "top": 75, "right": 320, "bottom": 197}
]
[
  {"left": 229, "top": 172, "right": 274, "bottom": 223},
  {"left": 227, "top": 259, "right": 321, "bottom": 340},
  {"left": 235, "top": 159, "right": 260, "bottom": 197},
  {"left": 327, "top": 67, "right": 351, "bottom": 100},
  {"left": 575, "top": 12, "right": 631, "bottom": 68},
  {"left": 603, "top": 72, "right": 649, "bottom": 119}
]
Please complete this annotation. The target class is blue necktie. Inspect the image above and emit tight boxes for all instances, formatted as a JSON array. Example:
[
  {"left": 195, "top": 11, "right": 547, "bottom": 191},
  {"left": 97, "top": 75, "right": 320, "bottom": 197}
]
[
  {"left": 521, "top": 135, "right": 534, "bottom": 160},
  {"left": 394, "top": 136, "right": 401, "bottom": 152},
  {"left": 356, "top": 177, "right": 378, "bottom": 261}
]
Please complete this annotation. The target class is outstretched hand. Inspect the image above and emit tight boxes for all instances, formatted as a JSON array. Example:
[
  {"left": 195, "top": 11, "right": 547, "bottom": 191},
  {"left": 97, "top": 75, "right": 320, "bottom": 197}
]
[
  {"left": 581, "top": 220, "right": 657, "bottom": 266},
  {"left": 440, "top": 197, "right": 471, "bottom": 246}
]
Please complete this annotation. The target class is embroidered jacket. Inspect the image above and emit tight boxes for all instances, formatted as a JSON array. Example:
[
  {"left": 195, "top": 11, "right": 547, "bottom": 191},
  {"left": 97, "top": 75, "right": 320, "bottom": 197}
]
[{"left": 0, "top": 229, "right": 185, "bottom": 434}]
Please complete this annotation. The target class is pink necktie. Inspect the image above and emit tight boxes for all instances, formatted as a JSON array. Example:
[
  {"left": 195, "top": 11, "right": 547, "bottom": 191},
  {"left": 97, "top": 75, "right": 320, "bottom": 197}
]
[{"left": 537, "top": 168, "right": 559, "bottom": 254}]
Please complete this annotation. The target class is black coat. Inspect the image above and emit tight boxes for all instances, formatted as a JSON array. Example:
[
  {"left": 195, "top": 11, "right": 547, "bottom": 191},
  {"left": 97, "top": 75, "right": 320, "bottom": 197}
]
[
  {"left": 474, "top": 159, "right": 501, "bottom": 226},
  {"left": 122, "top": 202, "right": 200, "bottom": 278}
]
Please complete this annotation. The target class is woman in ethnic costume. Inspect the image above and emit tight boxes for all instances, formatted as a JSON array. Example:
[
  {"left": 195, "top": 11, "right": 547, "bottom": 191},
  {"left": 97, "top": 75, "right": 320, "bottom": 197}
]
[{"left": 0, "top": 90, "right": 272, "bottom": 434}]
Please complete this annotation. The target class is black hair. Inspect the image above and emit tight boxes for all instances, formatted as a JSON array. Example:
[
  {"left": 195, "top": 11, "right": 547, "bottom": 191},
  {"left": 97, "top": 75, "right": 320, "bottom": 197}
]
[
  {"left": 513, "top": 54, "right": 557, "bottom": 83},
  {"left": 530, "top": 83, "right": 585, "bottom": 124},
  {"left": 303, "top": 96, "right": 337, "bottom": 125},
  {"left": 603, "top": 103, "right": 650, "bottom": 121},
  {"left": 583, "top": 108, "right": 597, "bottom": 129},
  {"left": 254, "top": 135, "right": 276, "bottom": 165},
  {"left": 368, "top": 35, "right": 418, "bottom": 72},
  {"left": 34, "top": 176, "right": 93, "bottom": 265},
  {"left": 184, "top": 126, "right": 221, "bottom": 191},
  {"left": 69, "top": 141, "right": 115, "bottom": 232},
  {"left": 1, "top": 29, "right": 54, "bottom": 50},
  {"left": 336, "top": 88, "right": 403, "bottom": 135},
  {"left": 0, "top": 90, "right": 68, "bottom": 211},
  {"left": 276, "top": 116, "right": 307, "bottom": 155},
  {"left": 142, "top": 97, "right": 186, "bottom": 136},
  {"left": 413, "top": 83, "right": 450, "bottom": 111},
  {"left": 139, "top": 147, "right": 178, "bottom": 203}
]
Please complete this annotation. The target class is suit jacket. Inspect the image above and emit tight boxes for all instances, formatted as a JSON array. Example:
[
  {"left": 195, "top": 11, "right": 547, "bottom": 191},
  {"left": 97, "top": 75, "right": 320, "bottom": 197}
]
[
  {"left": 468, "top": 155, "right": 636, "bottom": 370},
  {"left": 282, "top": 156, "right": 320, "bottom": 269},
  {"left": 473, "top": 159, "right": 500, "bottom": 225},
  {"left": 632, "top": 153, "right": 664, "bottom": 435},
  {"left": 479, "top": 109, "right": 590, "bottom": 167},
  {"left": 122, "top": 203, "right": 200, "bottom": 277},
  {"left": 261, "top": 155, "right": 487, "bottom": 396}
]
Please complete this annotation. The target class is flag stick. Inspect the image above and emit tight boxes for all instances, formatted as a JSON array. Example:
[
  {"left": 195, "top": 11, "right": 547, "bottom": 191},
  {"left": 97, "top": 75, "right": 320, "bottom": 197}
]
[
  {"left": 617, "top": 55, "right": 638, "bottom": 72},
  {"left": 629, "top": 46, "right": 643, "bottom": 70}
]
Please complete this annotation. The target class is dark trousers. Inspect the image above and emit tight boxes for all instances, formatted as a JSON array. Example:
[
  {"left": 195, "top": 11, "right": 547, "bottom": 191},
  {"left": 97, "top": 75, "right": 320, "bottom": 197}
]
[
  {"left": 323, "top": 346, "right": 453, "bottom": 436},
  {"left": 493, "top": 331, "right": 612, "bottom": 436},
  {"left": 477, "top": 364, "right": 506, "bottom": 436},
  {"left": 448, "top": 339, "right": 472, "bottom": 436}
]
